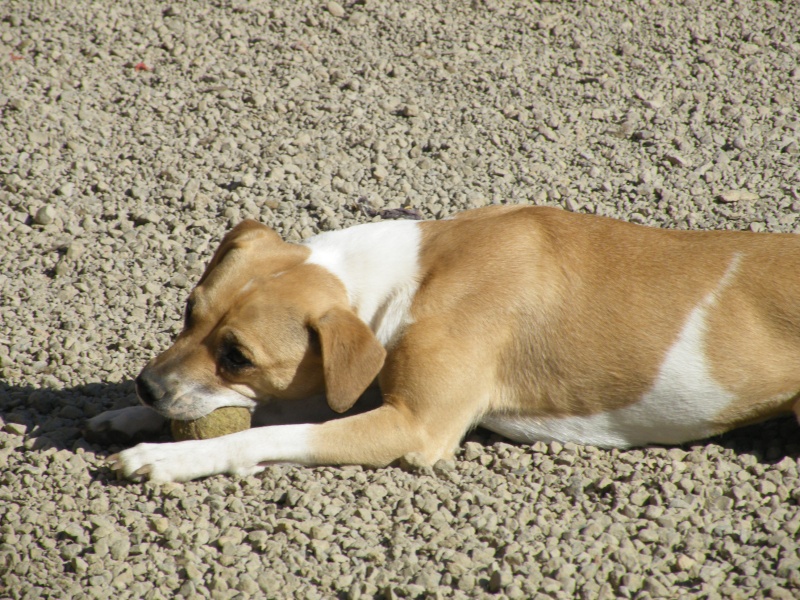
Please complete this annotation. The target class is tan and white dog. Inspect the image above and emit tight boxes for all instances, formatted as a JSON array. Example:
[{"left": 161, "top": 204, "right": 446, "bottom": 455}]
[{"left": 92, "top": 205, "right": 800, "bottom": 482}]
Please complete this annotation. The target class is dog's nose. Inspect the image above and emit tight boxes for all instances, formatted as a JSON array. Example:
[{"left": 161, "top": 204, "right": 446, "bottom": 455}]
[{"left": 135, "top": 372, "right": 160, "bottom": 406}]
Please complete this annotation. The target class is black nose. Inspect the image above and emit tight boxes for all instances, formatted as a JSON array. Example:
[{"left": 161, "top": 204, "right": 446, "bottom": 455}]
[{"left": 135, "top": 373, "right": 159, "bottom": 406}]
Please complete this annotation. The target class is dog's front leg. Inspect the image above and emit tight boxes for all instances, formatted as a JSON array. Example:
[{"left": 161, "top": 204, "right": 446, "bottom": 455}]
[
  {"left": 109, "top": 402, "right": 449, "bottom": 483},
  {"left": 108, "top": 422, "right": 315, "bottom": 483},
  {"left": 84, "top": 406, "right": 168, "bottom": 444}
]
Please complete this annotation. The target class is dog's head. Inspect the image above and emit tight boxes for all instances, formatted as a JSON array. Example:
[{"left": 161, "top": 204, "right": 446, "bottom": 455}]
[{"left": 135, "top": 220, "right": 386, "bottom": 420}]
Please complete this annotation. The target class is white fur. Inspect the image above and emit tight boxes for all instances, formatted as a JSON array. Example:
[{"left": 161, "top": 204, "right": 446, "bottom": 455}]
[
  {"left": 111, "top": 424, "right": 313, "bottom": 482},
  {"left": 481, "top": 254, "right": 743, "bottom": 447},
  {"left": 155, "top": 376, "right": 257, "bottom": 420},
  {"left": 304, "top": 221, "right": 422, "bottom": 348},
  {"left": 86, "top": 406, "right": 167, "bottom": 439}
]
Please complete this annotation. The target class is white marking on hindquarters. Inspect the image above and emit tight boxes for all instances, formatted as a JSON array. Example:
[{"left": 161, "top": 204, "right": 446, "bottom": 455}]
[
  {"left": 481, "top": 253, "right": 744, "bottom": 448},
  {"left": 304, "top": 221, "right": 421, "bottom": 347}
]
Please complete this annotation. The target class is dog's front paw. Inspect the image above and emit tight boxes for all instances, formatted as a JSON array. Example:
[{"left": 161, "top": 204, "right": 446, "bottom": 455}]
[
  {"left": 84, "top": 406, "right": 168, "bottom": 445},
  {"left": 108, "top": 440, "right": 217, "bottom": 483}
]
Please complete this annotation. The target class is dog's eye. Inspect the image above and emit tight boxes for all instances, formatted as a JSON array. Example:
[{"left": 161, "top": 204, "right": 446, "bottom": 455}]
[{"left": 222, "top": 346, "right": 253, "bottom": 371}]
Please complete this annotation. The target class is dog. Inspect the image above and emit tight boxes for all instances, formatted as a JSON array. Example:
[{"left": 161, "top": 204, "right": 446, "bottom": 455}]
[{"left": 91, "top": 204, "right": 800, "bottom": 482}]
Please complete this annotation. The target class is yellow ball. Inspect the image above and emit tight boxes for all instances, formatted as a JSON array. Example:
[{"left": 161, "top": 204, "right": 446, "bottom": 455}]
[{"left": 171, "top": 407, "right": 251, "bottom": 441}]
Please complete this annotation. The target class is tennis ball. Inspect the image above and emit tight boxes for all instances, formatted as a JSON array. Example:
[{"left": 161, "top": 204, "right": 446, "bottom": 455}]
[{"left": 171, "top": 407, "right": 251, "bottom": 441}]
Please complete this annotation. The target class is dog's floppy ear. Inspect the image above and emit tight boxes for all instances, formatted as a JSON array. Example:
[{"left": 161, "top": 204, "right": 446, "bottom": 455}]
[
  {"left": 198, "top": 220, "right": 282, "bottom": 286},
  {"left": 311, "top": 307, "right": 386, "bottom": 413}
]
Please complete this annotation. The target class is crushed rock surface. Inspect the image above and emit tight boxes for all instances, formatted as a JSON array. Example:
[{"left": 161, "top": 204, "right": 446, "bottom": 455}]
[{"left": 1, "top": 0, "right": 800, "bottom": 598}]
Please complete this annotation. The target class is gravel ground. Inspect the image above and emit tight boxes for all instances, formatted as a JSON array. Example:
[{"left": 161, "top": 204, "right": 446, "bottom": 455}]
[{"left": 2, "top": 0, "right": 800, "bottom": 598}]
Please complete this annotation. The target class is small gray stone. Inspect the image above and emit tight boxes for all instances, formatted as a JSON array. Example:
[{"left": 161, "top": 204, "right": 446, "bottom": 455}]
[
  {"left": 61, "top": 544, "right": 83, "bottom": 561},
  {"left": 400, "top": 104, "right": 420, "bottom": 118},
  {"left": 372, "top": 165, "right": 388, "bottom": 181},
  {"left": 170, "top": 274, "right": 190, "bottom": 288},
  {"left": 66, "top": 242, "right": 84, "bottom": 259},
  {"left": 57, "top": 182, "right": 75, "bottom": 197},
  {"left": 4, "top": 422, "right": 27, "bottom": 435},
  {"left": 739, "top": 42, "right": 761, "bottom": 56},
  {"left": 489, "top": 569, "right": 513, "bottom": 593},
  {"left": 245, "top": 93, "right": 267, "bottom": 108},
  {"left": 714, "top": 496, "right": 735, "bottom": 511},
  {"left": 136, "top": 211, "right": 161, "bottom": 224},
  {"left": 327, "top": 1, "right": 345, "bottom": 18},
  {"left": 71, "top": 556, "right": 89, "bottom": 575},
  {"left": 719, "top": 190, "right": 759, "bottom": 203},
  {"left": 457, "top": 573, "right": 477, "bottom": 592},
  {"left": 34, "top": 205, "right": 57, "bottom": 225},
  {"left": 664, "top": 154, "right": 689, "bottom": 167},
  {"left": 109, "top": 538, "right": 131, "bottom": 561},
  {"left": 130, "top": 186, "right": 148, "bottom": 200},
  {"left": 413, "top": 569, "right": 442, "bottom": 589}
]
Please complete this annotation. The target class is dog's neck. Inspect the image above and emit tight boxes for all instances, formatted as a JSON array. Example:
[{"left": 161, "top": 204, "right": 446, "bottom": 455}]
[
  {"left": 305, "top": 221, "right": 420, "bottom": 347},
  {"left": 303, "top": 220, "right": 422, "bottom": 348}
]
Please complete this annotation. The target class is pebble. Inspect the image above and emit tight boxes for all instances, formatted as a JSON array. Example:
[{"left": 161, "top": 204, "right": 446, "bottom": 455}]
[
  {"left": 136, "top": 211, "right": 161, "bottom": 225},
  {"left": 326, "top": 1, "right": 345, "bottom": 18},
  {"left": 399, "top": 104, "right": 421, "bottom": 118},
  {"left": 488, "top": 569, "right": 513, "bottom": 592},
  {"left": 372, "top": 165, "right": 388, "bottom": 181},
  {"left": 34, "top": 205, "right": 56, "bottom": 225},
  {"left": 4, "top": 422, "right": 27, "bottom": 435},
  {"left": 57, "top": 182, "right": 75, "bottom": 197},
  {"left": 170, "top": 274, "right": 190, "bottom": 288},
  {"left": 245, "top": 93, "right": 267, "bottom": 108},
  {"left": 66, "top": 242, "right": 85, "bottom": 259},
  {"left": 719, "top": 190, "right": 759, "bottom": 203},
  {"left": 664, "top": 153, "right": 690, "bottom": 167}
]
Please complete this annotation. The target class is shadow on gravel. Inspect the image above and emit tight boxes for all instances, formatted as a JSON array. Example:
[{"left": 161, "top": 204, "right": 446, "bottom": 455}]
[
  {"left": 1, "top": 379, "right": 143, "bottom": 454},
  {"left": 697, "top": 415, "right": 800, "bottom": 463},
  {"left": 2, "top": 379, "right": 799, "bottom": 467},
  {"left": 0, "top": 378, "right": 382, "bottom": 450}
]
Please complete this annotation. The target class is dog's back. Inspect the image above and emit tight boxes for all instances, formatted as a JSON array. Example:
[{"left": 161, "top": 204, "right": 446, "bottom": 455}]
[{"left": 427, "top": 206, "right": 800, "bottom": 446}]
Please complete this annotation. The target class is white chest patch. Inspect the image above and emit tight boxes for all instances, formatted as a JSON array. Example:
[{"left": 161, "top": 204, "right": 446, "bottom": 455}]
[
  {"left": 304, "top": 220, "right": 422, "bottom": 348},
  {"left": 481, "top": 254, "right": 743, "bottom": 448}
]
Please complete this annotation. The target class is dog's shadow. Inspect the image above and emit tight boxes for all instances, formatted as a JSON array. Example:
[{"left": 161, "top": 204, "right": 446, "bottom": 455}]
[
  {"left": 694, "top": 415, "right": 800, "bottom": 463},
  {"left": 2, "top": 380, "right": 799, "bottom": 467},
  {"left": 2, "top": 379, "right": 144, "bottom": 454},
  {"left": 0, "top": 379, "right": 385, "bottom": 455}
]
